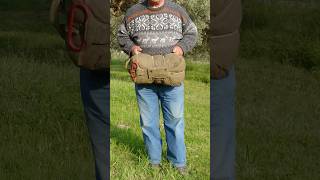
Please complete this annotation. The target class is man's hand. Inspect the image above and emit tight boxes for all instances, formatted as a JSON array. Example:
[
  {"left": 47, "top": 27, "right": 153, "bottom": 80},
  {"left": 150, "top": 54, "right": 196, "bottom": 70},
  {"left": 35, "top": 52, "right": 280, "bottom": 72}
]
[
  {"left": 131, "top": 45, "right": 142, "bottom": 55},
  {"left": 172, "top": 46, "right": 184, "bottom": 56}
]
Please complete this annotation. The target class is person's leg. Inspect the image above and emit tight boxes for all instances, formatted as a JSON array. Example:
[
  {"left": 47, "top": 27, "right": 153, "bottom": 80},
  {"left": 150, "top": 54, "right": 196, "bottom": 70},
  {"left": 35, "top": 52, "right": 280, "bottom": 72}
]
[
  {"left": 80, "top": 68, "right": 109, "bottom": 180},
  {"left": 211, "top": 66, "right": 236, "bottom": 180},
  {"left": 159, "top": 84, "right": 186, "bottom": 168},
  {"left": 135, "top": 84, "right": 162, "bottom": 165}
]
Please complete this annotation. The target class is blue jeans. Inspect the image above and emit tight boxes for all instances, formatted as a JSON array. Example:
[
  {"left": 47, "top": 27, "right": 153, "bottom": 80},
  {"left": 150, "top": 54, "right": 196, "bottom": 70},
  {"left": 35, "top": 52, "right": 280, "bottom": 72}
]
[
  {"left": 135, "top": 83, "right": 186, "bottom": 167},
  {"left": 211, "top": 66, "right": 236, "bottom": 180},
  {"left": 80, "top": 69, "right": 109, "bottom": 180}
]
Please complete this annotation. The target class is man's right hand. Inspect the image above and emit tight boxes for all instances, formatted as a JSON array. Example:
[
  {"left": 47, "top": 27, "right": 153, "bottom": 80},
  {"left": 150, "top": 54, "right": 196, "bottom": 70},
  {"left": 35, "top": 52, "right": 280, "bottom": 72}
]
[{"left": 131, "top": 45, "right": 142, "bottom": 55}]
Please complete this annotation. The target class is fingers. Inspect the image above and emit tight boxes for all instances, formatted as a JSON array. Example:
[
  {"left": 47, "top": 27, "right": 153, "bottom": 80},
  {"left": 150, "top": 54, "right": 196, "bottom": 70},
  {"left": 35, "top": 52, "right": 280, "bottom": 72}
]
[
  {"left": 135, "top": 49, "right": 142, "bottom": 55},
  {"left": 131, "top": 45, "right": 142, "bottom": 55},
  {"left": 133, "top": 49, "right": 141, "bottom": 55},
  {"left": 134, "top": 47, "right": 142, "bottom": 54},
  {"left": 173, "top": 46, "right": 183, "bottom": 56}
]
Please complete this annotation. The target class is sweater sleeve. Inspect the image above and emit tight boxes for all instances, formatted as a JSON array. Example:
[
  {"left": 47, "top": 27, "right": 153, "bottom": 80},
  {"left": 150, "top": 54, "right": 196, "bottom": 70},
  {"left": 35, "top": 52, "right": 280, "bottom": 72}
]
[
  {"left": 176, "top": 7, "right": 198, "bottom": 54},
  {"left": 117, "top": 17, "right": 135, "bottom": 55}
]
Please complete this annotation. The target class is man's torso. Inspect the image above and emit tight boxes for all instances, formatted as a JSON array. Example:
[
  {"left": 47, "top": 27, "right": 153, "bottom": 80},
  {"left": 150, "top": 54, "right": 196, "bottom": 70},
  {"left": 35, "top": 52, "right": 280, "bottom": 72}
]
[{"left": 124, "top": 1, "right": 187, "bottom": 55}]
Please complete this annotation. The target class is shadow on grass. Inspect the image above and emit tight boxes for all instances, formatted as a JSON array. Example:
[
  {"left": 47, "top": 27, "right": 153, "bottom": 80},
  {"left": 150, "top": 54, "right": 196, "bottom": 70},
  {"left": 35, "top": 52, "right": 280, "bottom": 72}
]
[{"left": 110, "top": 125, "right": 147, "bottom": 160}]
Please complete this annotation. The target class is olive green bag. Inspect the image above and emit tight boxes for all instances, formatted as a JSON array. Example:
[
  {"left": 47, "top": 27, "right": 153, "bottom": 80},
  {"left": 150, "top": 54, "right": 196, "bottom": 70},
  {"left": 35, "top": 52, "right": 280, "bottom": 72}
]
[
  {"left": 50, "top": 0, "right": 109, "bottom": 70},
  {"left": 126, "top": 53, "right": 186, "bottom": 86}
]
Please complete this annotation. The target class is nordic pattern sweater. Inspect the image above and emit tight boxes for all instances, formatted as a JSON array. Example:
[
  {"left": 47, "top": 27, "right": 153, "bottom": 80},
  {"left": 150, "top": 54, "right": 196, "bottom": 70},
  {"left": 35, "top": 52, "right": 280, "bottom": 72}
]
[{"left": 117, "top": 0, "right": 198, "bottom": 56}]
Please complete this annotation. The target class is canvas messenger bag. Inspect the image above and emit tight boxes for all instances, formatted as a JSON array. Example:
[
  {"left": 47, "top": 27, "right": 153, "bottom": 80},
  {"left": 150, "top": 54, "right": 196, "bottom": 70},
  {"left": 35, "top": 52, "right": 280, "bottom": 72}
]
[
  {"left": 50, "top": 0, "right": 109, "bottom": 70},
  {"left": 125, "top": 53, "right": 186, "bottom": 86}
]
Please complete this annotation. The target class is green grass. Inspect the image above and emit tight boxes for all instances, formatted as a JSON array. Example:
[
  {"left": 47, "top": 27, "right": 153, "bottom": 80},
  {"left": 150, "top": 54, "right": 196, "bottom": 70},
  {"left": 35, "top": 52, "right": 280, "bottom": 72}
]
[
  {"left": 235, "top": 58, "right": 320, "bottom": 179},
  {"left": 0, "top": 10, "right": 96, "bottom": 180},
  {"left": 0, "top": 57, "right": 96, "bottom": 180},
  {"left": 237, "top": 1, "right": 320, "bottom": 178},
  {"left": 110, "top": 55, "right": 210, "bottom": 179}
]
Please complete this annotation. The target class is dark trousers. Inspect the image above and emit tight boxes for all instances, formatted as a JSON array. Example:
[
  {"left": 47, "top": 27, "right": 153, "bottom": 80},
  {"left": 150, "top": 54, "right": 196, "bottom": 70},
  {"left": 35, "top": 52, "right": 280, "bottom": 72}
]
[
  {"left": 211, "top": 66, "right": 236, "bottom": 180},
  {"left": 80, "top": 68, "right": 110, "bottom": 180}
]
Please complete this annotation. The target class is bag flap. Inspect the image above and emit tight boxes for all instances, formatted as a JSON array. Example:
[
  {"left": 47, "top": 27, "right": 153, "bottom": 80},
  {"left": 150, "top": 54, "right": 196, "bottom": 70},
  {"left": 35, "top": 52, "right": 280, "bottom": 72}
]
[{"left": 85, "top": 0, "right": 108, "bottom": 24}]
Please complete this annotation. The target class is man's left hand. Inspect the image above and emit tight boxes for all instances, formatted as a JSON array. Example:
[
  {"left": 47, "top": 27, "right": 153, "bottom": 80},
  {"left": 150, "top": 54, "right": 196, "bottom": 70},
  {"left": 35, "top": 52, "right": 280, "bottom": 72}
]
[{"left": 173, "top": 46, "right": 184, "bottom": 56}]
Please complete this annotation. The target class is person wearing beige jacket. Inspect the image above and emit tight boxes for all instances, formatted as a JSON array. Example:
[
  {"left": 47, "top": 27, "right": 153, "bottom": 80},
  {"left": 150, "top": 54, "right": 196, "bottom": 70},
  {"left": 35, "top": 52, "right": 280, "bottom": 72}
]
[{"left": 211, "top": 0, "right": 242, "bottom": 179}]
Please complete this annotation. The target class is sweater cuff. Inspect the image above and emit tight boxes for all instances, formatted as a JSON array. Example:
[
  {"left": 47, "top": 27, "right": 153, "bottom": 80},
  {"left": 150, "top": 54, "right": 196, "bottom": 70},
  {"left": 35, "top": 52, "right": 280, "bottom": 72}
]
[{"left": 124, "top": 41, "right": 135, "bottom": 55}]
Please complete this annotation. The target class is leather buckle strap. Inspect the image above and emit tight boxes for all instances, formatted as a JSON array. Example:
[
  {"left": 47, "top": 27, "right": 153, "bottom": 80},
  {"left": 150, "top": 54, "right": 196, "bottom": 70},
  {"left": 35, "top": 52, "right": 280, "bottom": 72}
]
[
  {"left": 129, "top": 60, "right": 138, "bottom": 81},
  {"left": 67, "top": 2, "right": 90, "bottom": 52}
]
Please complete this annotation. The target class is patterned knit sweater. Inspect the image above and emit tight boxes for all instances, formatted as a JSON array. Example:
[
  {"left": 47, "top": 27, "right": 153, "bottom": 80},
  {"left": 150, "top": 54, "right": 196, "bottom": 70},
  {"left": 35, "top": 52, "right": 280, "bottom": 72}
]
[{"left": 117, "top": 0, "right": 198, "bottom": 56}]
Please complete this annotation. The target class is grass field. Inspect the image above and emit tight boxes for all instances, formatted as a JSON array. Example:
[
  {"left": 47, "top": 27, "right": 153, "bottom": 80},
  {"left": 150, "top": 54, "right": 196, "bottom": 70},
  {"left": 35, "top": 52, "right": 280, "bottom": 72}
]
[
  {"left": 0, "top": 10, "right": 97, "bottom": 179},
  {"left": 236, "top": 0, "right": 320, "bottom": 180},
  {"left": 236, "top": 59, "right": 320, "bottom": 179},
  {"left": 110, "top": 54, "right": 210, "bottom": 179},
  {"left": 237, "top": 1, "right": 320, "bottom": 178}
]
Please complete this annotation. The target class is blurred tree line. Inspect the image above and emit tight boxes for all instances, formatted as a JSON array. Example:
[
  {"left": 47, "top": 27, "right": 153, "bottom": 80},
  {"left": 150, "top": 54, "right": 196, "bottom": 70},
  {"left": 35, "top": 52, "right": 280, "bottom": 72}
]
[
  {"left": 111, "top": 0, "right": 210, "bottom": 58},
  {"left": 241, "top": 0, "right": 320, "bottom": 70}
]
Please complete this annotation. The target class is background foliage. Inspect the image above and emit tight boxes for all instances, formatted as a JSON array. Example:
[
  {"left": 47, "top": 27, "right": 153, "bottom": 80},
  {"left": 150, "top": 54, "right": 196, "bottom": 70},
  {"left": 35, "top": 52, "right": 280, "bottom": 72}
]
[{"left": 240, "top": 0, "right": 320, "bottom": 71}]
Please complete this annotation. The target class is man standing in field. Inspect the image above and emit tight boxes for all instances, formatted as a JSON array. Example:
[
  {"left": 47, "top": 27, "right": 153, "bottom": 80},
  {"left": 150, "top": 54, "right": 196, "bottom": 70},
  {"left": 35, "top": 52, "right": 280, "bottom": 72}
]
[
  {"left": 117, "top": 0, "right": 197, "bottom": 174},
  {"left": 50, "top": 0, "right": 109, "bottom": 179},
  {"left": 211, "top": 0, "right": 242, "bottom": 179}
]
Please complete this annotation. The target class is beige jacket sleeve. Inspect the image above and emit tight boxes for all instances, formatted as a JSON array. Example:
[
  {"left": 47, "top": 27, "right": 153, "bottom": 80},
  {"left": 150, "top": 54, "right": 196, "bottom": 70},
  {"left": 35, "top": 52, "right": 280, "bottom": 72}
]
[{"left": 211, "top": 0, "right": 242, "bottom": 79}]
